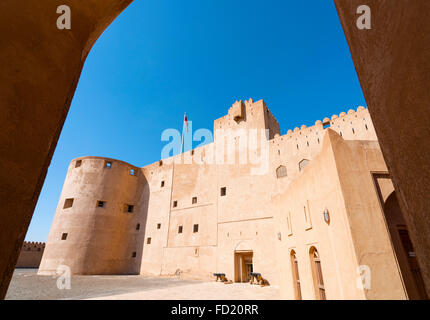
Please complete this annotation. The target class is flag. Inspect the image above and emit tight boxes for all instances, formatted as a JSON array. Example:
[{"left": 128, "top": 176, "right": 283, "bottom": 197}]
[{"left": 184, "top": 112, "right": 188, "bottom": 132}]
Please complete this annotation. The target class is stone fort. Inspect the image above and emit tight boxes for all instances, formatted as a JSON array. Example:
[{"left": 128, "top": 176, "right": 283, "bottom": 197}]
[{"left": 39, "top": 99, "right": 427, "bottom": 300}]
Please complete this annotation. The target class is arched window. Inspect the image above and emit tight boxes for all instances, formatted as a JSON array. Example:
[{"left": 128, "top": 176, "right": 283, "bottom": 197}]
[
  {"left": 290, "top": 250, "right": 302, "bottom": 300},
  {"left": 310, "top": 247, "right": 326, "bottom": 300},
  {"left": 276, "top": 165, "right": 287, "bottom": 179},
  {"left": 299, "top": 159, "right": 310, "bottom": 172}
]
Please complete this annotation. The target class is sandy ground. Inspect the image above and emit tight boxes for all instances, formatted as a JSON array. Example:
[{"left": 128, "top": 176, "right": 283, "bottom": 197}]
[
  {"left": 88, "top": 282, "right": 280, "bottom": 300},
  {"left": 6, "top": 269, "right": 280, "bottom": 300}
]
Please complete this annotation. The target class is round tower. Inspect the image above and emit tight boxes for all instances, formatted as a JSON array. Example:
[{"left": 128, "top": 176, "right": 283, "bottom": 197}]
[{"left": 38, "top": 157, "right": 148, "bottom": 275}]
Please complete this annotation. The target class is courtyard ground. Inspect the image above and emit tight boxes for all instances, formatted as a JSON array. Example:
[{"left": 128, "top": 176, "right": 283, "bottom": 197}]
[{"left": 6, "top": 269, "right": 280, "bottom": 300}]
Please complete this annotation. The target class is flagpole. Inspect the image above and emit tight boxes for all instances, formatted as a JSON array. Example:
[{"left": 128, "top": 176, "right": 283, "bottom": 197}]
[{"left": 180, "top": 114, "right": 185, "bottom": 155}]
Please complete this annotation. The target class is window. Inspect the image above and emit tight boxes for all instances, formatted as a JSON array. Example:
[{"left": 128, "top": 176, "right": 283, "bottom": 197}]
[
  {"left": 75, "top": 160, "right": 82, "bottom": 168},
  {"left": 61, "top": 233, "right": 68, "bottom": 240},
  {"left": 220, "top": 187, "right": 227, "bottom": 197},
  {"left": 130, "top": 169, "right": 136, "bottom": 176},
  {"left": 193, "top": 224, "right": 199, "bottom": 233},
  {"left": 97, "top": 201, "right": 105, "bottom": 208},
  {"left": 310, "top": 247, "right": 326, "bottom": 300},
  {"left": 161, "top": 181, "right": 165, "bottom": 188},
  {"left": 146, "top": 238, "right": 151, "bottom": 244},
  {"left": 127, "top": 205, "right": 134, "bottom": 213},
  {"left": 136, "top": 223, "right": 140, "bottom": 231},
  {"left": 159, "top": 160, "right": 163, "bottom": 166},
  {"left": 157, "top": 223, "right": 161, "bottom": 229},
  {"left": 132, "top": 252, "right": 137, "bottom": 258},
  {"left": 173, "top": 200, "right": 178, "bottom": 208},
  {"left": 105, "top": 161, "right": 112, "bottom": 168},
  {"left": 192, "top": 197, "right": 197, "bottom": 204},
  {"left": 291, "top": 251, "right": 302, "bottom": 300},
  {"left": 299, "top": 159, "right": 310, "bottom": 172},
  {"left": 63, "top": 198, "right": 74, "bottom": 209},
  {"left": 276, "top": 165, "right": 287, "bottom": 179},
  {"left": 178, "top": 226, "right": 183, "bottom": 234}
]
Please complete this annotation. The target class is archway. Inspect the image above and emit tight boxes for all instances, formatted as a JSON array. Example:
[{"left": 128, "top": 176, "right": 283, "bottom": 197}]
[
  {"left": 383, "top": 192, "right": 428, "bottom": 299},
  {"left": 0, "top": 0, "right": 134, "bottom": 299}
]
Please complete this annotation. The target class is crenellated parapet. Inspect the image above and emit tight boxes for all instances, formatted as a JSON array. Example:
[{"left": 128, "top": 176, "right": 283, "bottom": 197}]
[{"left": 22, "top": 241, "right": 45, "bottom": 252}]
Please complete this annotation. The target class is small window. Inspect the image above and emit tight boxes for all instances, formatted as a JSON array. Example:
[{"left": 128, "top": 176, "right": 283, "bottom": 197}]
[
  {"left": 132, "top": 252, "right": 137, "bottom": 258},
  {"left": 75, "top": 160, "right": 82, "bottom": 168},
  {"left": 193, "top": 224, "right": 199, "bottom": 233},
  {"left": 61, "top": 233, "right": 68, "bottom": 240},
  {"left": 173, "top": 201, "right": 178, "bottom": 208},
  {"left": 97, "top": 201, "right": 106, "bottom": 208},
  {"left": 299, "top": 159, "right": 310, "bottom": 172},
  {"left": 136, "top": 223, "right": 140, "bottom": 231},
  {"left": 147, "top": 238, "right": 151, "bottom": 244},
  {"left": 161, "top": 181, "right": 165, "bottom": 187},
  {"left": 220, "top": 187, "right": 227, "bottom": 197},
  {"left": 178, "top": 226, "right": 183, "bottom": 234},
  {"left": 63, "top": 198, "right": 74, "bottom": 209},
  {"left": 105, "top": 161, "right": 112, "bottom": 168},
  {"left": 276, "top": 166, "right": 287, "bottom": 179},
  {"left": 127, "top": 205, "right": 134, "bottom": 213},
  {"left": 192, "top": 197, "right": 197, "bottom": 204},
  {"left": 157, "top": 223, "right": 161, "bottom": 229},
  {"left": 159, "top": 160, "right": 163, "bottom": 166},
  {"left": 130, "top": 169, "right": 136, "bottom": 176}
]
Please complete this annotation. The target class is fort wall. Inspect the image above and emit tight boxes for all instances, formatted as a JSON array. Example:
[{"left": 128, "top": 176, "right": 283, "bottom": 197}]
[{"left": 15, "top": 242, "right": 45, "bottom": 268}]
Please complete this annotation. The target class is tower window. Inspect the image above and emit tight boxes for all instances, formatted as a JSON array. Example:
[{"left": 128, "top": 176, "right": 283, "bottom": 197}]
[
  {"left": 161, "top": 181, "right": 165, "bottom": 187},
  {"left": 146, "top": 238, "right": 151, "bottom": 244},
  {"left": 136, "top": 223, "right": 140, "bottom": 231},
  {"left": 192, "top": 197, "right": 197, "bottom": 204},
  {"left": 105, "top": 161, "right": 112, "bottom": 168},
  {"left": 157, "top": 223, "right": 161, "bottom": 229},
  {"left": 193, "top": 224, "right": 199, "bottom": 233},
  {"left": 61, "top": 233, "right": 68, "bottom": 240},
  {"left": 173, "top": 201, "right": 178, "bottom": 208},
  {"left": 63, "top": 198, "right": 74, "bottom": 209},
  {"left": 178, "top": 226, "right": 183, "bottom": 234},
  {"left": 220, "top": 187, "right": 227, "bottom": 197},
  {"left": 75, "top": 160, "right": 82, "bottom": 168},
  {"left": 132, "top": 252, "right": 137, "bottom": 258},
  {"left": 130, "top": 169, "right": 136, "bottom": 176},
  {"left": 276, "top": 166, "right": 287, "bottom": 179},
  {"left": 97, "top": 201, "right": 106, "bottom": 208},
  {"left": 127, "top": 205, "right": 134, "bottom": 213}
]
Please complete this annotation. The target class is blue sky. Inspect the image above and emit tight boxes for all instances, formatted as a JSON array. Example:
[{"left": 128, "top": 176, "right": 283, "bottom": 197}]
[{"left": 26, "top": 0, "right": 365, "bottom": 241}]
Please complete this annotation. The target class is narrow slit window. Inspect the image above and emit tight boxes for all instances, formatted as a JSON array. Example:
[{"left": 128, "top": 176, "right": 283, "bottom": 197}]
[
  {"left": 157, "top": 223, "right": 161, "bottom": 229},
  {"left": 220, "top": 187, "right": 227, "bottom": 197},
  {"left": 193, "top": 224, "right": 199, "bottom": 233},
  {"left": 161, "top": 181, "right": 165, "bottom": 188},
  {"left": 136, "top": 223, "right": 140, "bottom": 231},
  {"left": 146, "top": 238, "right": 151, "bottom": 244},
  {"left": 61, "top": 233, "right": 68, "bottom": 240},
  {"left": 178, "top": 226, "right": 183, "bottom": 234},
  {"left": 192, "top": 197, "right": 197, "bottom": 204},
  {"left": 173, "top": 201, "right": 178, "bottom": 208}
]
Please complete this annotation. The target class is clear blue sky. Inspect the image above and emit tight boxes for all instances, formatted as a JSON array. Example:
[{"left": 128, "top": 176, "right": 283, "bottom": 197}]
[{"left": 26, "top": 0, "right": 365, "bottom": 241}]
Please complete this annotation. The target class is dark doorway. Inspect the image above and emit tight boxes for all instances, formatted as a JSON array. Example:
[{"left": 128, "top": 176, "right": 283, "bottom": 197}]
[
  {"left": 234, "top": 251, "right": 253, "bottom": 283},
  {"left": 384, "top": 192, "right": 428, "bottom": 300}
]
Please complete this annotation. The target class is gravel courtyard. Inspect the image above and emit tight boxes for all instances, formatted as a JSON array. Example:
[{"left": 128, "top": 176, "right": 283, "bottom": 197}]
[{"left": 6, "top": 269, "right": 280, "bottom": 300}]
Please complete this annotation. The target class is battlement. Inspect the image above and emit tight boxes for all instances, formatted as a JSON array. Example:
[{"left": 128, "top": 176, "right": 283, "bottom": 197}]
[
  {"left": 22, "top": 241, "right": 45, "bottom": 251},
  {"left": 214, "top": 98, "right": 280, "bottom": 140},
  {"left": 277, "top": 106, "right": 374, "bottom": 141}
]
